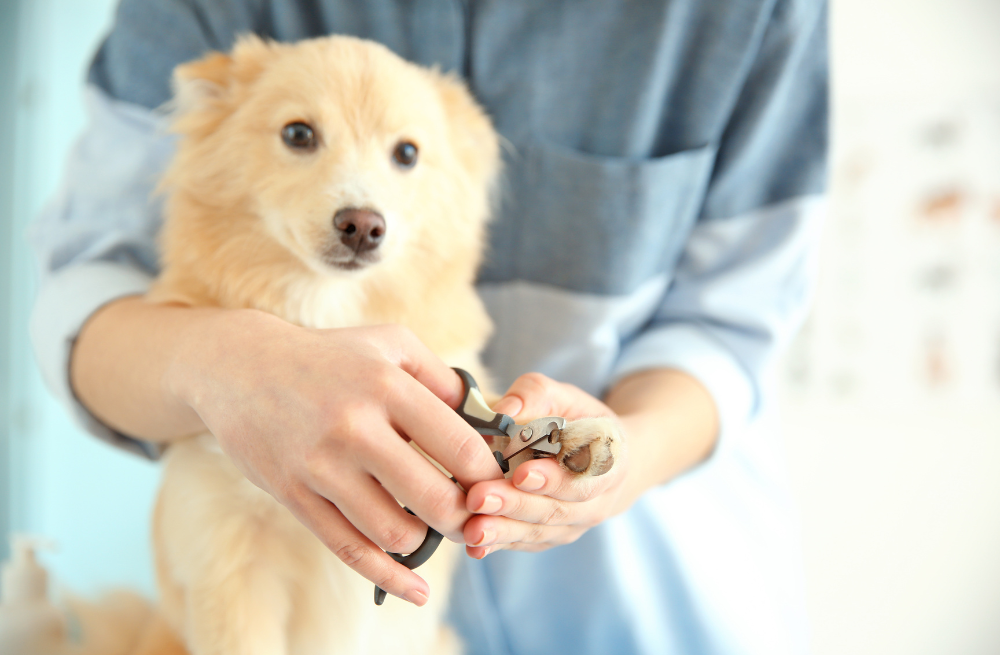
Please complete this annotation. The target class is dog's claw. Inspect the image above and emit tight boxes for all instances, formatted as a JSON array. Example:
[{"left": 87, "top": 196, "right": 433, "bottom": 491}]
[{"left": 554, "top": 417, "right": 622, "bottom": 478}]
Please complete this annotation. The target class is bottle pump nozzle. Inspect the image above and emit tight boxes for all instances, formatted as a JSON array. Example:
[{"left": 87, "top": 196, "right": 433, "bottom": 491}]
[
  {"left": 2, "top": 535, "right": 55, "bottom": 603},
  {"left": 0, "top": 534, "right": 67, "bottom": 655}
]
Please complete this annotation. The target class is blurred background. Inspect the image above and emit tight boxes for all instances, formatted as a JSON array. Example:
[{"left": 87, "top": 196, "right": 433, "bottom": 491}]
[{"left": 0, "top": 1, "right": 998, "bottom": 654}]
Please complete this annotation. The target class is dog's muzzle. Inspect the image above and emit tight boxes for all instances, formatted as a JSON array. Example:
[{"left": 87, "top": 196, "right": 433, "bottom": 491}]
[
  {"left": 334, "top": 208, "right": 385, "bottom": 254},
  {"left": 323, "top": 207, "right": 386, "bottom": 270}
]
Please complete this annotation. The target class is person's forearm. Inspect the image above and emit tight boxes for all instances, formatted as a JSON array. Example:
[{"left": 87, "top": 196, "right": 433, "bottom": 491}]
[
  {"left": 604, "top": 368, "right": 719, "bottom": 508},
  {"left": 70, "top": 296, "right": 222, "bottom": 442},
  {"left": 72, "top": 296, "right": 504, "bottom": 603}
]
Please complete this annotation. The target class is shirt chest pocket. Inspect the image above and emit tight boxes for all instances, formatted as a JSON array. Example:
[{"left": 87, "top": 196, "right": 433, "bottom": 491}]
[{"left": 479, "top": 141, "right": 717, "bottom": 296}]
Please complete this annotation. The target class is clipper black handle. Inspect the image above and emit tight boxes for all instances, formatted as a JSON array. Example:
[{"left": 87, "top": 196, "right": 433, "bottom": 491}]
[
  {"left": 374, "top": 369, "right": 510, "bottom": 605},
  {"left": 374, "top": 508, "right": 445, "bottom": 605}
]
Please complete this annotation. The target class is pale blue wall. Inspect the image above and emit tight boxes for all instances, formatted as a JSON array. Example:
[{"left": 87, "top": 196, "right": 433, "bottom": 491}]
[
  {"left": 2, "top": 0, "right": 160, "bottom": 597},
  {"left": 0, "top": 0, "right": 18, "bottom": 570}
]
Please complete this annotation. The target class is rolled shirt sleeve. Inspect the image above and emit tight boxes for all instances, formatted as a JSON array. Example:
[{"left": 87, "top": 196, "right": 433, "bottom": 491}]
[
  {"left": 609, "top": 196, "right": 826, "bottom": 441},
  {"left": 610, "top": 0, "right": 829, "bottom": 442},
  {"left": 28, "top": 86, "right": 174, "bottom": 458},
  {"left": 28, "top": 0, "right": 255, "bottom": 457}
]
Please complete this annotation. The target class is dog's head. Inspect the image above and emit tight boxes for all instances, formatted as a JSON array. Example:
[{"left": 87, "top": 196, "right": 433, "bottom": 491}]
[{"left": 163, "top": 35, "right": 500, "bottom": 287}]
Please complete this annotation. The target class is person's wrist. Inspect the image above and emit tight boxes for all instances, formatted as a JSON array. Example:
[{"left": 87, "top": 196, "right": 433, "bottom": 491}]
[
  {"left": 163, "top": 305, "right": 280, "bottom": 430},
  {"left": 607, "top": 412, "right": 650, "bottom": 513}
]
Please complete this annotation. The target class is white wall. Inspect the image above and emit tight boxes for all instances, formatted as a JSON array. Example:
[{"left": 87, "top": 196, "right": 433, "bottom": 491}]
[
  {"left": 783, "top": 1, "right": 1000, "bottom": 654},
  {"left": 831, "top": 0, "right": 1000, "bottom": 105}
]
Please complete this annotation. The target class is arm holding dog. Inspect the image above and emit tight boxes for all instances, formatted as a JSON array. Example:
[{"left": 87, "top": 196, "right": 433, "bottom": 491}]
[{"left": 72, "top": 295, "right": 502, "bottom": 604}]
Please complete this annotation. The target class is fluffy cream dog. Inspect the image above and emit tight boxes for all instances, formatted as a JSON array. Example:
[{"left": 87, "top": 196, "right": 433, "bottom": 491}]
[{"left": 136, "top": 34, "right": 620, "bottom": 655}]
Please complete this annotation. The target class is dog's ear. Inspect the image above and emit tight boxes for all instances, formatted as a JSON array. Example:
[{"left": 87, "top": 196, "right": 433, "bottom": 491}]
[
  {"left": 432, "top": 73, "right": 502, "bottom": 195},
  {"left": 170, "top": 34, "right": 272, "bottom": 134}
]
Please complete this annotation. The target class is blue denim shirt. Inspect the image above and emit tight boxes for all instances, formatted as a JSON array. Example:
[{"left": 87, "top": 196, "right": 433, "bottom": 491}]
[{"left": 29, "top": 1, "right": 827, "bottom": 653}]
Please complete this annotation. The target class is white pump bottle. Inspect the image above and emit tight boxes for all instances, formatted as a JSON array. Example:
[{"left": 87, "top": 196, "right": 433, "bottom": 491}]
[{"left": 0, "top": 535, "right": 68, "bottom": 655}]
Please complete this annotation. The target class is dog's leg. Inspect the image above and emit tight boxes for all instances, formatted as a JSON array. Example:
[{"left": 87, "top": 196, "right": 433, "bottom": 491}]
[
  {"left": 184, "top": 564, "right": 291, "bottom": 655},
  {"left": 553, "top": 417, "right": 623, "bottom": 477},
  {"left": 155, "top": 438, "right": 300, "bottom": 655}
]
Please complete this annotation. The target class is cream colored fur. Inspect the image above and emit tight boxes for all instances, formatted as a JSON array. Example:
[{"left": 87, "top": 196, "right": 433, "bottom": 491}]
[{"left": 111, "top": 34, "right": 622, "bottom": 655}]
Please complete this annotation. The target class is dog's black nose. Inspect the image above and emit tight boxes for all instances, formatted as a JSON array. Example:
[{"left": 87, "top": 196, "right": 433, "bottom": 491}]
[{"left": 333, "top": 208, "right": 386, "bottom": 253}]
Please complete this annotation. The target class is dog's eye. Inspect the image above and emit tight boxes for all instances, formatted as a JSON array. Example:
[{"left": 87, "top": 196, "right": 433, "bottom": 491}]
[
  {"left": 282, "top": 122, "right": 318, "bottom": 151},
  {"left": 392, "top": 141, "right": 418, "bottom": 169}
]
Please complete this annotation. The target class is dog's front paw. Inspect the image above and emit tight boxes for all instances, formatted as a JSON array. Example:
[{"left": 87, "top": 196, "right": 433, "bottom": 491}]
[{"left": 553, "top": 417, "right": 622, "bottom": 477}]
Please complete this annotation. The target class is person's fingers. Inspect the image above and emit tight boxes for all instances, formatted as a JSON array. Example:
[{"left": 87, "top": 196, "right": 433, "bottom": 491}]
[
  {"left": 495, "top": 372, "right": 560, "bottom": 420},
  {"left": 386, "top": 370, "right": 502, "bottom": 489},
  {"left": 368, "top": 325, "right": 465, "bottom": 409},
  {"left": 465, "top": 476, "right": 582, "bottom": 526},
  {"left": 494, "top": 372, "right": 611, "bottom": 422},
  {"left": 357, "top": 426, "right": 473, "bottom": 542},
  {"left": 283, "top": 488, "right": 431, "bottom": 605},
  {"left": 464, "top": 487, "right": 579, "bottom": 529},
  {"left": 465, "top": 542, "right": 553, "bottom": 558},
  {"left": 308, "top": 469, "right": 431, "bottom": 555},
  {"left": 510, "top": 458, "right": 613, "bottom": 502},
  {"left": 462, "top": 513, "right": 578, "bottom": 552},
  {"left": 466, "top": 457, "right": 611, "bottom": 509},
  {"left": 490, "top": 393, "right": 522, "bottom": 417}
]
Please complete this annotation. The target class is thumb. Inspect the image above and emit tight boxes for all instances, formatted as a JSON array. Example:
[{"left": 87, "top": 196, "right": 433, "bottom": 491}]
[
  {"left": 493, "top": 373, "right": 563, "bottom": 421},
  {"left": 491, "top": 393, "right": 523, "bottom": 418}
]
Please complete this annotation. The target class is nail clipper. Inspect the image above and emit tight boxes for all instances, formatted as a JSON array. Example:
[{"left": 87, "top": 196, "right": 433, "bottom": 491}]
[{"left": 373, "top": 368, "right": 566, "bottom": 605}]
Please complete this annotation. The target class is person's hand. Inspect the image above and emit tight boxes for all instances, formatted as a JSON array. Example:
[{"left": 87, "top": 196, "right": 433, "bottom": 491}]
[
  {"left": 462, "top": 373, "right": 631, "bottom": 558},
  {"left": 166, "top": 309, "right": 501, "bottom": 605}
]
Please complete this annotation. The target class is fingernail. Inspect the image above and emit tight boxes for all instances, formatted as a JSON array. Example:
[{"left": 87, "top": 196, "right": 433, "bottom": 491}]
[
  {"left": 475, "top": 494, "right": 502, "bottom": 514},
  {"left": 493, "top": 395, "right": 523, "bottom": 417},
  {"left": 471, "top": 528, "right": 495, "bottom": 547},
  {"left": 482, "top": 546, "right": 493, "bottom": 557},
  {"left": 516, "top": 470, "right": 545, "bottom": 491},
  {"left": 403, "top": 589, "right": 428, "bottom": 606}
]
